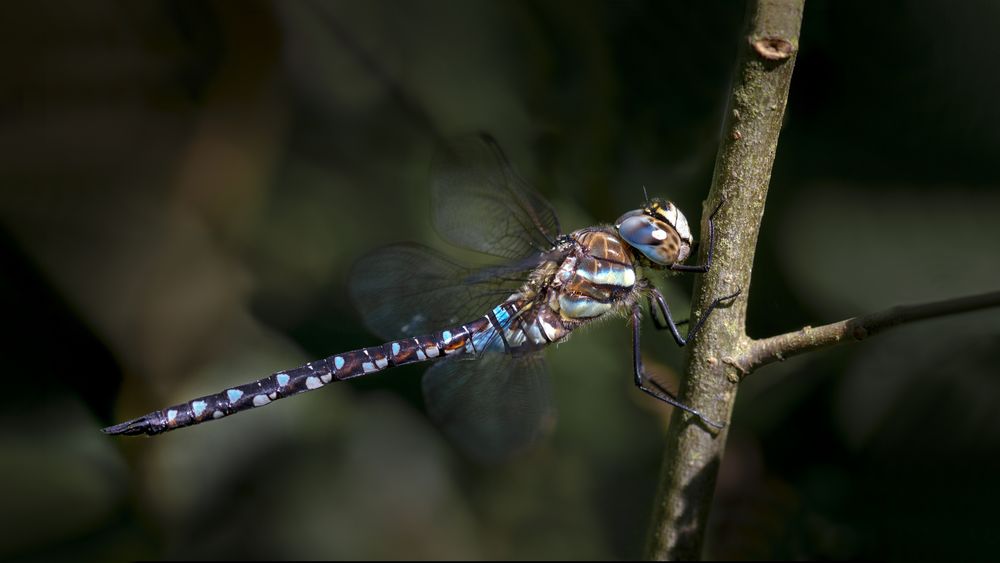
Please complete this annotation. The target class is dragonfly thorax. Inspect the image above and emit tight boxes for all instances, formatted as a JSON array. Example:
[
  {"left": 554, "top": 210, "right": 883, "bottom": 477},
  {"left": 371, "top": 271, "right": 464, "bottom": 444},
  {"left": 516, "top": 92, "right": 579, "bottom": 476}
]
[
  {"left": 534, "top": 229, "right": 639, "bottom": 323},
  {"left": 615, "top": 198, "right": 692, "bottom": 266}
]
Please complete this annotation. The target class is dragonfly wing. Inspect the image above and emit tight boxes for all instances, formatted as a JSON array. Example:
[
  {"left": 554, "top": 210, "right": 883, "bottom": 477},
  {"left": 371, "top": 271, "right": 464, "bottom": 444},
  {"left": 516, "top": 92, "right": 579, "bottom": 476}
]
[
  {"left": 349, "top": 243, "right": 538, "bottom": 341},
  {"left": 422, "top": 352, "right": 555, "bottom": 463},
  {"left": 432, "top": 134, "right": 561, "bottom": 260}
]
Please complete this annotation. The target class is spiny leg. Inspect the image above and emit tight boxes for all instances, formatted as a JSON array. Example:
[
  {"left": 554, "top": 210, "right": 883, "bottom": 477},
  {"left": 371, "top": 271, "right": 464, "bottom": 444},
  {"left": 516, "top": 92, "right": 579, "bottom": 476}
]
[
  {"left": 631, "top": 304, "right": 723, "bottom": 429},
  {"left": 646, "top": 290, "right": 689, "bottom": 347},
  {"left": 649, "top": 302, "right": 689, "bottom": 329},
  {"left": 668, "top": 197, "right": 725, "bottom": 274},
  {"left": 647, "top": 287, "right": 742, "bottom": 347}
]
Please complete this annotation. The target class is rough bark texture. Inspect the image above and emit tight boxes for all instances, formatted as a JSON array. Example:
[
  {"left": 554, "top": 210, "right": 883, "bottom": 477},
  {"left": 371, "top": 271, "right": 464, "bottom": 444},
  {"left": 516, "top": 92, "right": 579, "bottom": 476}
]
[{"left": 645, "top": 0, "right": 805, "bottom": 559}]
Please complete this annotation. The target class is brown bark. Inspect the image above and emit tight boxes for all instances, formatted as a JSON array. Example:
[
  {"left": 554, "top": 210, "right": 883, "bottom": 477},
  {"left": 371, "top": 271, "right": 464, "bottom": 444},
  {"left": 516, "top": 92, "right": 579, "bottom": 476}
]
[{"left": 645, "top": 0, "right": 805, "bottom": 559}]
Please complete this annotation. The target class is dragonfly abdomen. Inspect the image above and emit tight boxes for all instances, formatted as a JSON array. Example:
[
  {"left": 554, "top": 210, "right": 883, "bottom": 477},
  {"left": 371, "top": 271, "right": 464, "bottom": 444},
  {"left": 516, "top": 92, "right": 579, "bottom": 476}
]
[{"left": 102, "top": 315, "right": 504, "bottom": 436}]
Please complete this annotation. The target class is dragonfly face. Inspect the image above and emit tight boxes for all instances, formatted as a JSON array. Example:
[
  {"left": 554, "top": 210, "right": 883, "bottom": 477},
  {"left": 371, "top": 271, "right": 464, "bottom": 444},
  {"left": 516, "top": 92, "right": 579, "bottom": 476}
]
[
  {"left": 615, "top": 198, "right": 693, "bottom": 266},
  {"left": 104, "top": 134, "right": 735, "bottom": 461}
]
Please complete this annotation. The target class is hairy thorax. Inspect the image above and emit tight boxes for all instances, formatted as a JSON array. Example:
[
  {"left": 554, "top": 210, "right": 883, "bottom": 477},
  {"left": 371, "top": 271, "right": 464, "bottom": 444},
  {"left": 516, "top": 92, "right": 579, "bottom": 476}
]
[{"left": 505, "top": 227, "right": 641, "bottom": 349}]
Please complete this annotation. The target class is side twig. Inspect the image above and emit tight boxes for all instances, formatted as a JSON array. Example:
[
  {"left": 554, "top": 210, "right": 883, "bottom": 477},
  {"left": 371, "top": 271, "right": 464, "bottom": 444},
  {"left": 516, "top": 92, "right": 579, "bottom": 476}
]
[{"left": 735, "top": 290, "right": 1000, "bottom": 374}]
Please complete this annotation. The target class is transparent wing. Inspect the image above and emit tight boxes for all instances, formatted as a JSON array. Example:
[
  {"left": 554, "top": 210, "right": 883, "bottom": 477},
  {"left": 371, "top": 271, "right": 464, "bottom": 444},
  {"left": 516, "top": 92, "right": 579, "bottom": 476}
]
[
  {"left": 432, "top": 134, "right": 561, "bottom": 260},
  {"left": 350, "top": 136, "right": 563, "bottom": 460},
  {"left": 349, "top": 243, "right": 551, "bottom": 341},
  {"left": 422, "top": 352, "right": 555, "bottom": 462}
]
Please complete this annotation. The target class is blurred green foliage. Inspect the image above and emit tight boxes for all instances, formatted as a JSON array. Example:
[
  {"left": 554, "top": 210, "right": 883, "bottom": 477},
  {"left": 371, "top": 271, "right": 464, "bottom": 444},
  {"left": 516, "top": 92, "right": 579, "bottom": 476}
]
[{"left": 1, "top": 0, "right": 998, "bottom": 560}]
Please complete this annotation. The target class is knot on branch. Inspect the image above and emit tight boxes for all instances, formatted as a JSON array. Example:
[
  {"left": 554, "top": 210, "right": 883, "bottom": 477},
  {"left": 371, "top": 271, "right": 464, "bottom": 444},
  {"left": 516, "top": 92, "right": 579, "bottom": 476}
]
[
  {"left": 722, "top": 356, "right": 749, "bottom": 381},
  {"left": 752, "top": 36, "right": 795, "bottom": 61},
  {"left": 851, "top": 324, "right": 869, "bottom": 340}
]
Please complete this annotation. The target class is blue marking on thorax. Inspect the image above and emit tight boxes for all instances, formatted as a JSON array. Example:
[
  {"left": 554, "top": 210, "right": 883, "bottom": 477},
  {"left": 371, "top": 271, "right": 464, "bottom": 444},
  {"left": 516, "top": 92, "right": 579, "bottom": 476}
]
[
  {"left": 559, "top": 294, "right": 612, "bottom": 318},
  {"left": 276, "top": 373, "right": 290, "bottom": 387},
  {"left": 227, "top": 389, "right": 244, "bottom": 403},
  {"left": 576, "top": 263, "right": 635, "bottom": 287}
]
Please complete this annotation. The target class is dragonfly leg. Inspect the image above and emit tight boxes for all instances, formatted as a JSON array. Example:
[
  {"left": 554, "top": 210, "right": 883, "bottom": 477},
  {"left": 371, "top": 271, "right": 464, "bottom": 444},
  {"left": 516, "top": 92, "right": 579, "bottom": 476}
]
[
  {"left": 668, "top": 197, "right": 725, "bottom": 274},
  {"left": 648, "top": 299, "right": 689, "bottom": 329},
  {"left": 647, "top": 287, "right": 742, "bottom": 347},
  {"left": 631, "top": 304, "right": 724, "bottom": 429}
]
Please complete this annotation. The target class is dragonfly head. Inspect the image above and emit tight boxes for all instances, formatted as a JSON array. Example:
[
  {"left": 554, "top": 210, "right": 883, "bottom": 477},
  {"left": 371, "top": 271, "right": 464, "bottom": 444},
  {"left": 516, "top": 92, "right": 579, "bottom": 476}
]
[{"left": 615, "top": 198, "right": 692, "bottom": 266}]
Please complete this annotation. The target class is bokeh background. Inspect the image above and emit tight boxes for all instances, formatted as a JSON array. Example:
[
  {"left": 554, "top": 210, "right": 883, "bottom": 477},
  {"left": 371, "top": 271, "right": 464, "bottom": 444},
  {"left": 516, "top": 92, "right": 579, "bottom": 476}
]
[{"left": 3, "top": 0, "right": 999, "bottom": 560}]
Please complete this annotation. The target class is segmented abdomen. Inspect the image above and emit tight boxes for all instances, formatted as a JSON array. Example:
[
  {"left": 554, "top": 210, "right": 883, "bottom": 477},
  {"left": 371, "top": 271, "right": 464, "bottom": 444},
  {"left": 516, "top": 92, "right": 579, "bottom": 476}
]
[{"left": 103, "top": 303, "right": 526, "bottom": 436}]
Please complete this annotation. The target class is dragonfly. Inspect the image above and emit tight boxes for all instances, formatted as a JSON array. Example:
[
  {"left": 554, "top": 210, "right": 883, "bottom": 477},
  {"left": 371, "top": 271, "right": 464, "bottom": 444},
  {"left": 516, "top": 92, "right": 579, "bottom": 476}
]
[{"left": 103, "top": 134, "right": 740, "bottom": 461}]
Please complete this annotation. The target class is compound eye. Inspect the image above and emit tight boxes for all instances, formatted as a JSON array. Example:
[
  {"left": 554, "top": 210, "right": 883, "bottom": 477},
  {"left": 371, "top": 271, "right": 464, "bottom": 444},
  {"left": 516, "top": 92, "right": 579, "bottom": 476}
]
[
  {"left": 617, "top": 215, "right": 661, "bottom": 245},
  {"left": 617, "top": 215, "right": 686, "bottom": 265}
]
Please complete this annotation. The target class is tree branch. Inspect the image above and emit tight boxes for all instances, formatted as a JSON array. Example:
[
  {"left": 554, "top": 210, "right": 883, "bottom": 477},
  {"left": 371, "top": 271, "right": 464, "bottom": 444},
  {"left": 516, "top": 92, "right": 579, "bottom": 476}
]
[
  {"left": 734, "top": 290, "right": 1000, "bottom": 374},
  {"left": 645, "top": 0, "right": 805, "bottom": 559},
  {"left": 641, "top": 1, "right": 1000, "bottom": 559}
]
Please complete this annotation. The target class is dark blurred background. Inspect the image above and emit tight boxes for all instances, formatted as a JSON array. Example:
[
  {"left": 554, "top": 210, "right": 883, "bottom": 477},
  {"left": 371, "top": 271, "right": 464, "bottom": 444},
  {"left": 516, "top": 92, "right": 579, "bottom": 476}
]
[{"left": 3, "top": 0, "right": 999, "bottom": 560}]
